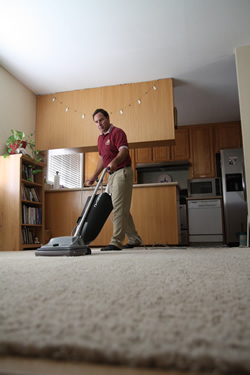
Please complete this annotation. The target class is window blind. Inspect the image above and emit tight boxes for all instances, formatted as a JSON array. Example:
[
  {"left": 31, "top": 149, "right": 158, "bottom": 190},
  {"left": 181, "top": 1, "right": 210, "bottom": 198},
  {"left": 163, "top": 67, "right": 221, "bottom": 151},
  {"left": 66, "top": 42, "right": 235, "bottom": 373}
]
[{"left": 47, "top": 151, "right": 83, "bottom": 188}]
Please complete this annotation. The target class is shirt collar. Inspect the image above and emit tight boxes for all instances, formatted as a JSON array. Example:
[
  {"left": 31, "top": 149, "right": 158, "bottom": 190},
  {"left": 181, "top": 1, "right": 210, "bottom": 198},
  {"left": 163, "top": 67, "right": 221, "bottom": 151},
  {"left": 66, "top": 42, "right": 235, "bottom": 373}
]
[{"left": 100, "top": 124, "right": 113, "bottom": 136}]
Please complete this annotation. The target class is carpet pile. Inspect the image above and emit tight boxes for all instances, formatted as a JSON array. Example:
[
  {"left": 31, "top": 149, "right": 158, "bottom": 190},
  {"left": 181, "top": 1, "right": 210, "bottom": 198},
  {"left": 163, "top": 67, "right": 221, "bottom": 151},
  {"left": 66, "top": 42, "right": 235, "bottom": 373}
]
[{"left": 0, "top": 247, "right": 249, "bottom": 374}]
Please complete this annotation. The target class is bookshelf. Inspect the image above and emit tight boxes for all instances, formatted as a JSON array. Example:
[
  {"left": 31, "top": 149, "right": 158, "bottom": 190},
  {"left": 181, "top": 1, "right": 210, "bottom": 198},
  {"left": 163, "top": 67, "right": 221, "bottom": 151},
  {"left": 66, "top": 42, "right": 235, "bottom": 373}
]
[{"left": 0, "top": 154, "right": 46, "bottom": 251}]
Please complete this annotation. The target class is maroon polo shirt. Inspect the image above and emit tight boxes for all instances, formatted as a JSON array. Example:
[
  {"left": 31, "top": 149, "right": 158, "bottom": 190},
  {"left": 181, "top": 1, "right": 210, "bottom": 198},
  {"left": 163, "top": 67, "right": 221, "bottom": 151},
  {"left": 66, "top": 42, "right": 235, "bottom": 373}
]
[{"left": 98, "top": 125, "right": 131, "bottom": 168}]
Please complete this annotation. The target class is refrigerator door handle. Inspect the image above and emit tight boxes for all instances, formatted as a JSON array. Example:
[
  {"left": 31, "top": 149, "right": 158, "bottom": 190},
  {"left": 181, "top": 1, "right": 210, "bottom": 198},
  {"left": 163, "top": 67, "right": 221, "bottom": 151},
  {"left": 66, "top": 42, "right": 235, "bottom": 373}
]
[{"left": 241, "top": 162, "right": 247, "bottom": 202}]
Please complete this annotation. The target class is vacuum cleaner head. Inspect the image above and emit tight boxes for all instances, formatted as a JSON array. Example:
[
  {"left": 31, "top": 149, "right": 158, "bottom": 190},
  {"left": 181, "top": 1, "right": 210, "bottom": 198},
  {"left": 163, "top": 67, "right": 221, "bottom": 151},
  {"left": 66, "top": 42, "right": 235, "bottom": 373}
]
[
  {"left": 35, "top": 167, "right": 111, "bottom": 257},
  {"left": 35, "top": 236, "right": 91, "bottom": 256}
]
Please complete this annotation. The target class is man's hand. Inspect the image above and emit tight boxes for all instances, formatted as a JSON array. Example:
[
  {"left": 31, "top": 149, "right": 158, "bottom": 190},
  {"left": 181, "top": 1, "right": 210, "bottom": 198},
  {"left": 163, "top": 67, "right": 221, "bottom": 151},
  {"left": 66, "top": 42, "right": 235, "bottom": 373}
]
[
  {"left": 87, "top": 177, "right": 96, "bottom": 186},
  {"left": 108, "top": 148, "right": 129, "bottom": 173},
  {"left": 108, "top": 160, "right": 118, "bottom": 173}
]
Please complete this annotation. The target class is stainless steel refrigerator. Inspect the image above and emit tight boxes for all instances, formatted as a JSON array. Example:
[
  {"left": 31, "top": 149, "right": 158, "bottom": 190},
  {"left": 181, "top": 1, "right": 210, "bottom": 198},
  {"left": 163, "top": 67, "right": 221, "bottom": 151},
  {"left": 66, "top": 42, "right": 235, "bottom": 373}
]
[{"left": 220, "top": 148, "right": 248, "bottom": 245}]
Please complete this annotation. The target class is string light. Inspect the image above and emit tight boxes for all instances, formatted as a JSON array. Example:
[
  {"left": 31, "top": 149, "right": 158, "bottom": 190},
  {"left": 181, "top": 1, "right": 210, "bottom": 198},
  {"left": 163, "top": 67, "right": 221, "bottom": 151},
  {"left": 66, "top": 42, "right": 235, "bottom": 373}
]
[{"left": 51, "top": 80, "right": 159, "bottom": 119}]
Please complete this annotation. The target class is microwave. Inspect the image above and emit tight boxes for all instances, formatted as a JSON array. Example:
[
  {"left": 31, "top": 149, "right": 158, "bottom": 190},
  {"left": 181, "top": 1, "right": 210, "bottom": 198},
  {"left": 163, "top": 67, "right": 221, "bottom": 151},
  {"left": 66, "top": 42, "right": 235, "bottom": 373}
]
[{"left": 188, "top": 178, "right": 221, "bottom": 197}]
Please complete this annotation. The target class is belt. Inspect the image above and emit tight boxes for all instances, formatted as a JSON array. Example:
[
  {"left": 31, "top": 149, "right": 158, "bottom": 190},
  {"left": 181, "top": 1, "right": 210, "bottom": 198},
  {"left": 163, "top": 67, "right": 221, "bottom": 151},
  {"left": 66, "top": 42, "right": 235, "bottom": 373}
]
[{"left": 108, "top": 164, "right": 131, "bottom": 174}]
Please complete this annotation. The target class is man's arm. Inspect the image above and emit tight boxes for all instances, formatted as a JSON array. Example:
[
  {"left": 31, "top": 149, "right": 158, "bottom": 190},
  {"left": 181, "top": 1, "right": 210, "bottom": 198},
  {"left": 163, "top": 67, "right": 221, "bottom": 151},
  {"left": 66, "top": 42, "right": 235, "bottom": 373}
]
[{"left": 108, "top": 147, "right": 129, "bottom": 173}]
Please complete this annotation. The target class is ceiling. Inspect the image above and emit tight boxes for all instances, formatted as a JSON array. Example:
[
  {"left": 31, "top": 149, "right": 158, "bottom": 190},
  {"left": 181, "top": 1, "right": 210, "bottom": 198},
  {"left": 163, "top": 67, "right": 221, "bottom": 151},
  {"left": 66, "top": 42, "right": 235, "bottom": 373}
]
[{"left": 0, "top": 0, "right": 249, "bottom": 126}]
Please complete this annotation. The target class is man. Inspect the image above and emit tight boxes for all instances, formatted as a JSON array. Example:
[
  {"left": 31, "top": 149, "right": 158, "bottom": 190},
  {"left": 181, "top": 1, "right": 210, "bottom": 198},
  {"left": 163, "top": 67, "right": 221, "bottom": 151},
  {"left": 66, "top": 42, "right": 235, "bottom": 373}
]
[{"left": 87, "top": 108, "right": 141, "bottom": 251}]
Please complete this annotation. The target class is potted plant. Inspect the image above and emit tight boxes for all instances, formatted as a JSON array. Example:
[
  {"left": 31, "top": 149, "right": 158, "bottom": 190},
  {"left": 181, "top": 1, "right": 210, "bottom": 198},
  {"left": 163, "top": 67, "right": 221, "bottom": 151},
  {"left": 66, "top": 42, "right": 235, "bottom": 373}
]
[
  {"left": 3, "top": 129, "right": 43, "bottom": 178},
  {"left": 4, "top": 130, "right": 32, "bottom": 157}
]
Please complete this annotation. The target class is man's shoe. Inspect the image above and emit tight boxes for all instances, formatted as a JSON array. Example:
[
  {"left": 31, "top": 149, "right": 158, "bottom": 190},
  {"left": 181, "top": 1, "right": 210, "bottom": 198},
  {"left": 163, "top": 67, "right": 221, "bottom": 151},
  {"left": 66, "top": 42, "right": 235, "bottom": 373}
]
[
  {"left": 101, "top": 245, "right": 122, "bottom": 251},
  {"left": 123, "top": 243, "right": 140, "bottom": 249}
]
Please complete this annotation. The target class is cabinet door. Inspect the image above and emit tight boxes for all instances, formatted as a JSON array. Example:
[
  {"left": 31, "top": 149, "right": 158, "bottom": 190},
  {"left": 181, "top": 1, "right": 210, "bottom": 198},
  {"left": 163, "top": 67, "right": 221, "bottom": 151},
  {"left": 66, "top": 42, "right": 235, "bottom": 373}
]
[
  {"left": 129, "top": 149, "right": 137, "bottom": 184},
  {"left": 153, "top": 146, "right": 171, "bottom": 162},
  {"left": 153, "top": 127, "right": 190, "bottom": 162},
  {"left": 135, "top": 147, "right": 153, "bottom": 163},
  {"left": 84, "top": 152, "right": 108, "bottom": 185},
  {"left": 214, "top": 122, "right": 242, "bottom": 153},
  {"left": 189, "top": 126, "right": 215, "bottom": 178},
  {"left": 172, "top": 127, "right": 190, "bottom": 160}
]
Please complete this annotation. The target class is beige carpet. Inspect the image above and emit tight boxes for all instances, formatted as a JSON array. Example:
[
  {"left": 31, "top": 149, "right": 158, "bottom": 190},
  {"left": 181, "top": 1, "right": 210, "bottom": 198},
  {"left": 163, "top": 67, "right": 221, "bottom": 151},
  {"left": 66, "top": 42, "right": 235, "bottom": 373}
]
[{"left": 0, "top": 247, "right": 249, "bottom": 374}]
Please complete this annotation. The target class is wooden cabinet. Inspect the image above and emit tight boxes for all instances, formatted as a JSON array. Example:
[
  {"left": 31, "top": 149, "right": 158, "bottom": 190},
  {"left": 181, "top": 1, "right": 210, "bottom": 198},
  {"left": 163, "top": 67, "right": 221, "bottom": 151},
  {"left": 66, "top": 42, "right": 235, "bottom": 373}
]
[
  {"left": 45, "top": 184, "right": 181, "bottom": 246},
  {"left": 84, "top": 152, "right": 109, "bottom": 185},
  {"left": 153, "top": 127, "right": 190, "bottom": 162},
  {"left": 36, "top": 78, "right": 175, "bottom": 151},
  {"left": 213, "top": 121, "right": 242, "bottom": 153},
  {"left": 0, "top": 154, "right": 45, "bottom": 251},
  {"left": 129, "top": 149, "right": 137, "bottom": 184},
  {"left": 171, "top": 127, "right": 190, "bottom": 160},
  {"left": 84, "top": 122, "right": 241, "bottom": 182},
  {"left": 130, "top": 185, "right": 181, "bottom": 245},
  {"left": 189, "top": 122, "right": 242, "bottom": 179},
  {"left": 84, "top": 149, "right": 137, "bottom": 185},
  {"left": 189, "top": 125, "right": 215, "bottom": 178},
  {"left": 135, "top": 147, "right": 153, "bottom": 163},
  {"left": 135, "top": 127, "right": 190, "bottom": 164},
  {"left": 152, "top": 146, "right": 171, "bottom": 162}
]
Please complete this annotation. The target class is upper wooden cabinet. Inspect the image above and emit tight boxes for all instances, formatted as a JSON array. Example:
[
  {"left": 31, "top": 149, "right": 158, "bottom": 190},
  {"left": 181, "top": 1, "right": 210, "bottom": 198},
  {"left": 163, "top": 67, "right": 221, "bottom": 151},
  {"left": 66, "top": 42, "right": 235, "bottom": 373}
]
[
  {"left": 153, "top": 146, "right": 171, "bottom": 162},
  {"left": 135, "top": 127, "right": 190, "bottom": 163},
  {"left": 189, "top": 125, "right": 215, "bottom": 178},
  {"left": 84, "top": 152, "right": 109, "bottom": 185},
  {"left": 135, "top": 147, "right": 153, "bottom": 163},
  {"left": 213, "top": 121, "right": 242, "bottom": 153},
  {"left": 36, "top": 78, "right": 175, "bottom": 151},
  {"left": 169, "top": 127, "right": 190, "bottom": 161},
  {"left": 169, "top": 126, "right": 190, "bottom": 160},
  {"left": 85, "top": 122, "right": 242, "bottom": 182}
]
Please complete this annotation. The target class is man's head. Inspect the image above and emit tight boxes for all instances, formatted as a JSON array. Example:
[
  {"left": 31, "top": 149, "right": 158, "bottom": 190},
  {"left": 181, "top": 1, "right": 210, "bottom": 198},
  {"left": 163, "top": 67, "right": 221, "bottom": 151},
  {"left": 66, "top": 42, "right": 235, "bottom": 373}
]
[{"left": 93, "top": 109, "right": 110, "bottom": 134}]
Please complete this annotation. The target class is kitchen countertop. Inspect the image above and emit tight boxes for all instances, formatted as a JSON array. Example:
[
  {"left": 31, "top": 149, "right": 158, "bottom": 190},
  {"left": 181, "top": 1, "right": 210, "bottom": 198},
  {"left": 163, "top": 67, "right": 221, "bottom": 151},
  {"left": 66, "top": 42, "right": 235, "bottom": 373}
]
[
  {"left": 186, "top": 196, "right": 223, "bottom": 200},
  {"left": 45, "top": 182, "right": 181, "bottom": 192}
]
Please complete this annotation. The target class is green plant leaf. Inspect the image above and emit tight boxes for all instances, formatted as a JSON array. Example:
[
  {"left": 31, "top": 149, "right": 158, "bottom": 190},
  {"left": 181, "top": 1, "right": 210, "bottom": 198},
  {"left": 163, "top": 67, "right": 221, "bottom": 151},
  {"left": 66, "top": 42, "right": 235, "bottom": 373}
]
[{"left": 32, "top": 169, "right": 42, "bottom": 175}]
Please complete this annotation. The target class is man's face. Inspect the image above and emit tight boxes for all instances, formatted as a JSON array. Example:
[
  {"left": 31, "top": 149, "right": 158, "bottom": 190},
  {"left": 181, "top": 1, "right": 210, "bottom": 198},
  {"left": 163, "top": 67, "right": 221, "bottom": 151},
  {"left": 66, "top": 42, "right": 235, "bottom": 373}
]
[{"left": 94, "top": 112, "right": 110, "bottom": 133}]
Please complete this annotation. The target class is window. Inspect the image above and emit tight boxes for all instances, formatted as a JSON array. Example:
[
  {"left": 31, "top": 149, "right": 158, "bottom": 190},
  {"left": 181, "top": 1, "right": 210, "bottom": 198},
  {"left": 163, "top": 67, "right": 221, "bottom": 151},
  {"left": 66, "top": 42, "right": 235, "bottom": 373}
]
[{"left": 47, "top": 149, "right": 83, "bottom": 188}]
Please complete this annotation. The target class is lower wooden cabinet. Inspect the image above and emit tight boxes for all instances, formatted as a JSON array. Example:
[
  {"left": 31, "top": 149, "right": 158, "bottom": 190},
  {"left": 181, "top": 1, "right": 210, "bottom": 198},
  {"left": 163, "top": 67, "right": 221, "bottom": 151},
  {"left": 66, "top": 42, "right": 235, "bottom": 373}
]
[{"left": 45, "top": 184, "right": 181, "bottom": 246}]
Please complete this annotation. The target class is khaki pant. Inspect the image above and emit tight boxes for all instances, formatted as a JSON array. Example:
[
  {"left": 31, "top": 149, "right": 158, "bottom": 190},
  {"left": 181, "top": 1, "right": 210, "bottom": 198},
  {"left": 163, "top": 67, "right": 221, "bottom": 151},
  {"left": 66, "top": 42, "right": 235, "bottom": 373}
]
[{"left": 107, "top": 166, "right": 140, "bottom": 249}]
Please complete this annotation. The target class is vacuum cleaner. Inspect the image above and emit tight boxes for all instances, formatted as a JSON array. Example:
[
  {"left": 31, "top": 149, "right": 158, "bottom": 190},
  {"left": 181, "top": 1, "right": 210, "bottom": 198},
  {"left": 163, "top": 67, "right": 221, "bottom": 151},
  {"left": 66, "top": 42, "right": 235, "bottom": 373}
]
[{"left": 35, "top": 167, "right": 113, "bottom": 256}]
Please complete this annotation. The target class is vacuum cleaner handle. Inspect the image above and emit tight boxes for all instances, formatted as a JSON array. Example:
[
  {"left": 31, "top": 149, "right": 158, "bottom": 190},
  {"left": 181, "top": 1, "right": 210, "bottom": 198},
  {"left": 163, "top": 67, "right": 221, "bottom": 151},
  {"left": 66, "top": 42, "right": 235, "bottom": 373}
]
[{"left": 74, "top": 167, "right": 110, "bottom": 237}]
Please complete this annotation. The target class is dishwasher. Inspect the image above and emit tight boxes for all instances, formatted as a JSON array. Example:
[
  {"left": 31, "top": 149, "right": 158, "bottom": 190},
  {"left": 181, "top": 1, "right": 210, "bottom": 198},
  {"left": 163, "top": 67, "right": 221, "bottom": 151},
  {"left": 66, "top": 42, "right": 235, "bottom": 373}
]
[{"left": 187, "top": 198, "right": 224, "bottom": 243}]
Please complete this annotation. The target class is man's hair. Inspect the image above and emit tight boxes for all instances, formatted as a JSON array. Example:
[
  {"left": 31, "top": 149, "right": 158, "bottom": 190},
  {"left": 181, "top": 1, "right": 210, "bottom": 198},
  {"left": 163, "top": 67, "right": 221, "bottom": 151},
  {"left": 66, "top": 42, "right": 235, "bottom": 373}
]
[{"left": 92, "top": 108, "right": 109, "bottom": 120}]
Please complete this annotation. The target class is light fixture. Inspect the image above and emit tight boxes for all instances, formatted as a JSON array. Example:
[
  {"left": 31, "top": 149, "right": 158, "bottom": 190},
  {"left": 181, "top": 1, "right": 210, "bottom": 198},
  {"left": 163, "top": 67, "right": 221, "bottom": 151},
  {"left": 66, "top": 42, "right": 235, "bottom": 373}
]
[
  {"left": 120, "top": 109, "right": 123, "bottom": 114},
  {"left": 153, "top": 85, "right": 156, "bottom": 90},
  {"left": 138, "top": 99, "right": 141, "bottom": 104},
  {"left": 52, "top": 97, "right": 56, "bottom": 102},
  {"left": 65, "top": 107, "right": 69, "bottom": 112},
  {"left": 82, "top": 114, "right": 85, "bottom": 119}
]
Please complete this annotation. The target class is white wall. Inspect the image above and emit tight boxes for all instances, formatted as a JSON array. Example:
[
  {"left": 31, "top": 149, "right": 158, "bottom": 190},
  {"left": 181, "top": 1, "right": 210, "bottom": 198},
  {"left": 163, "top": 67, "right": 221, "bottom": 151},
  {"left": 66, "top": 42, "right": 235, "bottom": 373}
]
[
  {"left": 0, "top": 65, "right": 36, "bottom": 155},
  {"left": 235, "top": 45, "right": 250, "bottom": 241}
]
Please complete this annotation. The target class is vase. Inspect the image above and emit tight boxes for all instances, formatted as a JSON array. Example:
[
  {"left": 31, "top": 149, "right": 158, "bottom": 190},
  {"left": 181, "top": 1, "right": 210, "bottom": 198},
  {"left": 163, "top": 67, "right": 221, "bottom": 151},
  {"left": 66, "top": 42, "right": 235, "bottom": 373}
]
[{"left": 9, "top": 141, "right": 27, "bottom": 154}]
